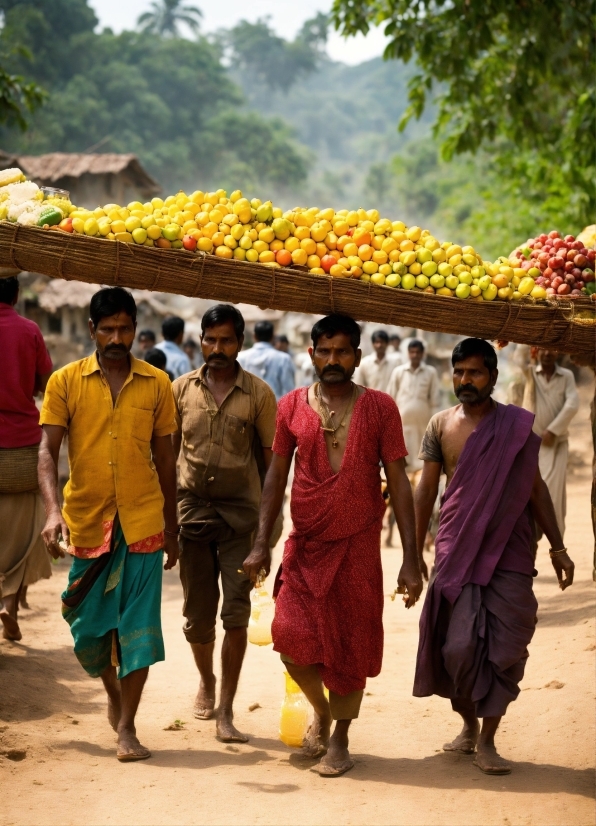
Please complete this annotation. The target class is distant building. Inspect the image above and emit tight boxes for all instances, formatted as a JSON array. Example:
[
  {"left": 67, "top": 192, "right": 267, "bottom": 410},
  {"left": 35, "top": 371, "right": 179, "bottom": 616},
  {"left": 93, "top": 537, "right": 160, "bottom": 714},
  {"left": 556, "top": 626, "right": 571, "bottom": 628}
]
[{"left": 0, "top": 150, "right": 160, "bottom": 208}]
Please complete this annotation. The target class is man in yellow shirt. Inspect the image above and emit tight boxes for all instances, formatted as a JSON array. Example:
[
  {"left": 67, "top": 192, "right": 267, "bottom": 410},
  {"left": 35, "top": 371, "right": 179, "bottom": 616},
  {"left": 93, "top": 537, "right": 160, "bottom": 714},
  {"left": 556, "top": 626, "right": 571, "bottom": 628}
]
[{"left": 38, "top": 287, "right": 178, "bottom": 763}]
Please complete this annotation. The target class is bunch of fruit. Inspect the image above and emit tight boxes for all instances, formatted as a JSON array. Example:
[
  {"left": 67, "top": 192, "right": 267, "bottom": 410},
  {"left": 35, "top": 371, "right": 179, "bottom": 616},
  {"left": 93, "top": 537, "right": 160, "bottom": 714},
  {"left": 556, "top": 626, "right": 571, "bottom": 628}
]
[{"left": 508, "top": 231, "right": 596, "bottom": 298}]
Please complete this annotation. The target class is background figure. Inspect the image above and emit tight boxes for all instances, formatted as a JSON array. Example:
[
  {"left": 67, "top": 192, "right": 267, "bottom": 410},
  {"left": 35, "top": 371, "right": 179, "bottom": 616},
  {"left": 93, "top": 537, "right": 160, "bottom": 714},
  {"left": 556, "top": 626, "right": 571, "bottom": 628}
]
[
  {"left": 238, "top": 320, "right": 295, "bottom": 401},
  {"left": 387, "top": 339, "right": 440, "bottom": 484},
  {"left": 0, "top": 275, "right": 53, "bottom": 641},
  {"left": 144, "top": 347, "right": 174, "bottom": 382},
  {"left": 274, "top": 334, "right": 291, "bottom": 354},
  {"left": 137, "top": 329, "right": 156, "bottom": 353},
  {"left": 294, "top": 350, "right": 315, "bottom": 387},
  {"left": 389, "top": 333, "right": 402, "bottom": 355},
  {"left": 522, "top": 349, "right": 579, "bottom": 538},
  {"left": 354, "top": 330, "right": 402, "bottom": 391},
  {"left": 155, "top": 316, "right": 192, "bottom": 379},
  {"left": 183, "top": 338, "right": 201, "bottom": 369}
]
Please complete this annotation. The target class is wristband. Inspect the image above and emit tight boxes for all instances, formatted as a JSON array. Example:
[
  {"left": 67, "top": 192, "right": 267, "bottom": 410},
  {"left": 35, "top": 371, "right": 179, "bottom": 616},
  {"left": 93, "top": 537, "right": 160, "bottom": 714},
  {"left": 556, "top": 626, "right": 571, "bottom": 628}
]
[{"left": 549, "top": 547, "right": 567, "bottom": 557}]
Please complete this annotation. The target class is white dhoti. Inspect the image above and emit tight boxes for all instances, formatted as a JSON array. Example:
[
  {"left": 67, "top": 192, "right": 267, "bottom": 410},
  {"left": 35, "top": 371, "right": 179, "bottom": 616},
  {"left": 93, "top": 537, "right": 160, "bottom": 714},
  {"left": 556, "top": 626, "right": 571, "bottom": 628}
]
[
  {"left": 0, "top": 492, "right": 51, "bottom": 599},
  {"left": 401, "top": 404, "right": 432, "bottom": 474},
  {"left": 538, "top": 439, "right": 568, "bottom": 537}
]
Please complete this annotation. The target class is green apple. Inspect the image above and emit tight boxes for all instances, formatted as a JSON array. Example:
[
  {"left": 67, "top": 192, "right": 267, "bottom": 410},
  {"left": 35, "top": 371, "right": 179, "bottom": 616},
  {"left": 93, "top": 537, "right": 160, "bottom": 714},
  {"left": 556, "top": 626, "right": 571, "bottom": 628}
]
[
  {"left": 401, "top": 274, "right": 416, "bottom": 290},
  {"left": 482, "top": 284, "right": 498, "bottom": 301},
  {"left": 163, "top": 224, "right": 180, "bottom": 241},
  {"left": 429, "top": 274, "right": 445, "bottom": 289},
  {"left": 471, "top": 265, "right": 485, "bottom": 279},
  {"left": 445, "top": 274, "right": 459, "bottom": 290},
  {"left": 528, "top": 267, "right": 541, "bottom": 278},
  {"left": 438, "top": 262, "right": 453, "bottom": 277},
  {"left": 392, "top": 261, "right": 407, "bottom": 275},
  {"left": 416, "top": 248, "right": 433, "bottom": 264},
  {"left": 478, "top": 274, "right": 491, "bottom": 291},
  {"left": 455, "top": 283, "right": 471, "bottom": 299},
  {"left": 421, "top": 260, "right": 438, "bottom": 276}
]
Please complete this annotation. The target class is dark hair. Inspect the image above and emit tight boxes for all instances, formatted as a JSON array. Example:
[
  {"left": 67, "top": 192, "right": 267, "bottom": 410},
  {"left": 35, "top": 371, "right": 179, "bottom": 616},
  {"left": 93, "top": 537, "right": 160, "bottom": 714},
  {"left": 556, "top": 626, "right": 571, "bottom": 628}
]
[
  {"left": 408, "top": 339, "right": 425, "bottom": 352},
  {"left": 201, "top": 303, "right": 245, "bottom": 340},
  {"left": 90, "top": 287, "right": 137, "bottom": 328},
  {"left": 311, "top": 314, "right": 361, "bottom": 352},
  {"left": 162, "top": 316, "right": 185, "bottom": 341},
  {"left": 389, "top": 333, "right": 401, "bottom": 342},
  {"left": 138, "top": 329, "right": 155, "bottom": 342},
  {"left": 372, "top": 330, "right": 389, "bottom": 344},
  {"left": 254, "top": 320, "right": 274, "bottom": 342},
  {"left": 183, "top": 338, "right": 197, "bottom": 349},
  {"left": 0, "top": 275, "right": 19, "bottom": 305},
  {"left": 275, "top": 334, "right": 289, "bottom": 344},
  {"left": 144, "top": 347, "right": 167, "bottom": 370},
  {"left": 451, "top": 338, "right": 498, "bottom": 372}
]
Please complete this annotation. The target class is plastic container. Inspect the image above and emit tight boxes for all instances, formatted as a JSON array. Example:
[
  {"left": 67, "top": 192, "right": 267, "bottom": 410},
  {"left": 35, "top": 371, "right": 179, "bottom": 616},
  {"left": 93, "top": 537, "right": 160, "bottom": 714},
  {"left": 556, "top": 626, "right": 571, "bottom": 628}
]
[
  {"left": 279, "top": 671, "right": 309, "bottom": 747},
  {"left": 247, "top": 584, "right": 274, "bottom": 646}
]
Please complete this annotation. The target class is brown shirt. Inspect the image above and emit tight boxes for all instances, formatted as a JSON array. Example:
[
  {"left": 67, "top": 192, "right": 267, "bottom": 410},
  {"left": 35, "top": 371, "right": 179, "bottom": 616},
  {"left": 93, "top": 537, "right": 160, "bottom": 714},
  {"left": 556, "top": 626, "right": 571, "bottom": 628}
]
[{"left": 172, "top": 363, "right": 277, "bottom": 534}]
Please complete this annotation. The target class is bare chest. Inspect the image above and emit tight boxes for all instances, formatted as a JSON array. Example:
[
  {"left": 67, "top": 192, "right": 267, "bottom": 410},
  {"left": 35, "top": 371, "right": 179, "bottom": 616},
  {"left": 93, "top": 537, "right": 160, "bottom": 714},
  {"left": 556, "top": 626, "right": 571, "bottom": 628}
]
[{"left": 308, "top": 384, "right": 360, "bottom": 474}]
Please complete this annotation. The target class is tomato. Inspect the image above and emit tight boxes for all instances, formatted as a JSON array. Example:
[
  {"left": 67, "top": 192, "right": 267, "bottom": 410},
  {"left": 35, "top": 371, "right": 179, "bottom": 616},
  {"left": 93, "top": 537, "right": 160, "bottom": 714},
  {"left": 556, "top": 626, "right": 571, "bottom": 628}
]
[
  {"left": 182, "top": 234, "right": 197, "bottom": 251},
  {"left": 275, "top": 248, "right": 292, "bottom": 267},
  {"left": 320, "top": 255, "right": 336, "bottom": 273}
]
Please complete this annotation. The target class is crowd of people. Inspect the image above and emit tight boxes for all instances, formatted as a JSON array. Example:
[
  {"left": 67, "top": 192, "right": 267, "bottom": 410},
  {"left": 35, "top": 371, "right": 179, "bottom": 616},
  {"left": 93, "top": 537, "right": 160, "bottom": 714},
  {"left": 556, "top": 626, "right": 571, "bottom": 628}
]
[{"left": 0, "top": 276, "right": 583, "bottom": 778}]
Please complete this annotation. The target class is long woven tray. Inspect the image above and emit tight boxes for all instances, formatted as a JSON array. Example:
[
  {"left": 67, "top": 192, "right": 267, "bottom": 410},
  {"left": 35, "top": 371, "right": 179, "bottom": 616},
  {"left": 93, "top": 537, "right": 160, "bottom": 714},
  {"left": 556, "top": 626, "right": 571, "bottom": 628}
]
[{"left": 1, "top": 223, "right": 594, "bottom": 357}]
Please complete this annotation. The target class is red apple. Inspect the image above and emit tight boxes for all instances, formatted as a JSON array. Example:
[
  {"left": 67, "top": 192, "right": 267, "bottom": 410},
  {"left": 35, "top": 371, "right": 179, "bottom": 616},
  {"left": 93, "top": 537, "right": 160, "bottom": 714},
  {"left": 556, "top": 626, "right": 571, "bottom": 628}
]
[
  {"left": 564, "top": 235, "right": 575, "bottom": 243},
  {"left": 538, "top": 233, "right": 548, "bottom": 243},
  {"left": 574, "top": 254, "right": 588, "bottom": 268},
  {"left": 182, "top": 234, "right": 197, "bottom": 251},
  {"left": 566, "top": 249, "right": 576, "bottom": 261},
  {"left": 557, "top": 283, "right": 570, "bottom": 294},
  {"left": 320, "top": 255, "right": 336, "bottom": 273},
  {"left": 587, "top": 249, "right": 596, "bottom": 261},
  {"left": 549, "top": 230, "right": 560, "bottom": 239},
  {"left": 582, "top": 268, "right": 595, "bottom": 282},
  {"left": 552, "top": 276, "right": 564, "bottom": 288}
]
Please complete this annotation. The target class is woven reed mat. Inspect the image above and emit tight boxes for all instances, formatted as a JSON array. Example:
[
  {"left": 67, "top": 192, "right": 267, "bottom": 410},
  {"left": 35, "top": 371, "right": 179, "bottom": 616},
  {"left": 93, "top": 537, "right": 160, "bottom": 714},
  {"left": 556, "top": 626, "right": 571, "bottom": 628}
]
[{"left": 1, "top": 223, "right": 594, "bottom": 358}]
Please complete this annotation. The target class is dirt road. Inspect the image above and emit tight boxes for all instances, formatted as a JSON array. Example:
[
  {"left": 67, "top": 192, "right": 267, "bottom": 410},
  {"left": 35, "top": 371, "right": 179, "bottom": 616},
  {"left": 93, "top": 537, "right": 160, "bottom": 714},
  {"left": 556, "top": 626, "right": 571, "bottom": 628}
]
[{"left": 1, "top": 396, "right": 594, "bottom": 826}]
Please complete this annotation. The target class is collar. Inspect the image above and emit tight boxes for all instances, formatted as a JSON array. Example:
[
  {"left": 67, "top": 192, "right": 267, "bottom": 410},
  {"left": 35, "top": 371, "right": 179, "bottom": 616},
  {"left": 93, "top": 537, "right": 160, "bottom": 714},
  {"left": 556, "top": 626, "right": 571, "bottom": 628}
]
[
  {"left": 536, "top": 363, "right": 562, "bottom": 377},
  {"left": 81, "top": 352, "right": 156, "bottom": 378},
  {"left": 252, "top": 341, "right": 273, "bottom": 350},
  {"left": 406, "top": 362, "right": 424, "bottom": 373},
  {"left": 0, "top": 303, "right": 16, "bottom": 315},
  {"left": 196, "top": 361, "right": 251, "bottom": 393}
]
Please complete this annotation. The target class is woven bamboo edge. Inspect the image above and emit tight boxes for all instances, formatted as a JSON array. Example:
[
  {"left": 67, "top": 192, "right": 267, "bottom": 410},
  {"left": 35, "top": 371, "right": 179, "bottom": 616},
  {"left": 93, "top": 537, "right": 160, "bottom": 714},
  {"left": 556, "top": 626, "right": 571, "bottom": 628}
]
[{"left": 0, "top": 223, "right": 594, "bottom": 358}]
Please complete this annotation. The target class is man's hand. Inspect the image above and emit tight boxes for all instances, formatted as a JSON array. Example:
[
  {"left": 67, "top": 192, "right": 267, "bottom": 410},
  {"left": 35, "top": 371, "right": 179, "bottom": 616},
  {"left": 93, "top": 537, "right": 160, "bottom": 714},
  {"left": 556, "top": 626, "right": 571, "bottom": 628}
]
[
  {"left": 419, "top": 554, "right": 429, "bottom": 582},
  {"left": 163, "top": 534, "right": 179, "bottom": 570},
  {"left": 541, "top": 430, "right": 556, "bottom": 447},
  {"left": 41, "top": 509, "right": 69, "bottom": 559},
  {"left": 243, "top": 542, "right": 272, "bottom": 585},
  {"left": 396, "top": 560, "right": 423, "bottom": 609},
  {"left": 551, "top": 551, "right": 574, "bottom": 590}
]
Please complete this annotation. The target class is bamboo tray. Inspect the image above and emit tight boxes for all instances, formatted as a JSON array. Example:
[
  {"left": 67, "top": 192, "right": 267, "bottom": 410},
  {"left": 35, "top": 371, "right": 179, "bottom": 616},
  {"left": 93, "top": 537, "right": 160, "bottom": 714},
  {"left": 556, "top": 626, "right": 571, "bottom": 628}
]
[{"left": 0, "top": 223, "right": 594, "bottom": 358}]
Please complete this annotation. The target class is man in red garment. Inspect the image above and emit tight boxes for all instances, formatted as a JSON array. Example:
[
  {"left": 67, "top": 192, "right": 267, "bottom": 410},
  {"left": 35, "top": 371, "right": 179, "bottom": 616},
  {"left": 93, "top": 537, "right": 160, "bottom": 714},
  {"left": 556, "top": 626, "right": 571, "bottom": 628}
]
[{"left": 245, "top": 314, "right": 422, "bottom": 777}]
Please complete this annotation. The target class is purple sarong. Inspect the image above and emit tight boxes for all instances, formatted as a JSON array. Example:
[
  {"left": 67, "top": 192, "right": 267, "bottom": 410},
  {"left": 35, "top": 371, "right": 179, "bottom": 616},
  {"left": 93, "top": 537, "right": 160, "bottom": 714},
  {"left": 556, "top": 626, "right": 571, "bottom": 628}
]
[{"left": 414, "top": 404, "right": 541, "bottom": 717}]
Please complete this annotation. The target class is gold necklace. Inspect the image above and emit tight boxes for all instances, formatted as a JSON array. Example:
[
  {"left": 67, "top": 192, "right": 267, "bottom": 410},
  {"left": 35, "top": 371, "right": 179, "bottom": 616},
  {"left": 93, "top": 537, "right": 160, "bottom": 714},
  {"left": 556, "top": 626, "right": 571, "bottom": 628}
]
[{"left": 314, "top": 382, "right": 358, "bottom": 448}]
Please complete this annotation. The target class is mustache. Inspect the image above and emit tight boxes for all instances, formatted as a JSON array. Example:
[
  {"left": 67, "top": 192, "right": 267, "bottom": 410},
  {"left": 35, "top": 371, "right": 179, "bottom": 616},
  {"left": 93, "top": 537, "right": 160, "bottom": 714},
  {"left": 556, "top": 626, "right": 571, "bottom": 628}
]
[
  {"left": 455, "top": 384, "right": 480, "bottom": 397},
  {"left": 321, "top": 365, "right": 347, "bottom": 376},
  {"left": 207, "top": 354, "right": 229, "bottom": 363},
  {"left": 104, "top": 344, "right": 128, "bottom": 352}
]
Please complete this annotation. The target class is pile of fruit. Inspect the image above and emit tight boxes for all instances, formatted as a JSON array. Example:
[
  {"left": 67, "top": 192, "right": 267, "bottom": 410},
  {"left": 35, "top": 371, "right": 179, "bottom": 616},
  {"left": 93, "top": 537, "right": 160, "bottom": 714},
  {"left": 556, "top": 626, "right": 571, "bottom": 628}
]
[
  {"left": 1, "top": 169, "right": 594, "bottom": 301},
  {"left": 508, "top": 232, "right": 596, "bottom": 297}
]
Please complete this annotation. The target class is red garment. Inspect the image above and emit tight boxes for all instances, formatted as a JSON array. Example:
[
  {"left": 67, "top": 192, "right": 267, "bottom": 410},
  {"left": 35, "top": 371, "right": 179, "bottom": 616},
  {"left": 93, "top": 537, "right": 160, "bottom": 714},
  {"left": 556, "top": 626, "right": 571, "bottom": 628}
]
[
  {"left": 272, "top": 387, "right": 407, "bottom": 695},
  {"left": 0, "top": 304, "right": 53, "bottom": 448},
  {"left": 69, "top": 519, "right": 164, "bottom": 559}
]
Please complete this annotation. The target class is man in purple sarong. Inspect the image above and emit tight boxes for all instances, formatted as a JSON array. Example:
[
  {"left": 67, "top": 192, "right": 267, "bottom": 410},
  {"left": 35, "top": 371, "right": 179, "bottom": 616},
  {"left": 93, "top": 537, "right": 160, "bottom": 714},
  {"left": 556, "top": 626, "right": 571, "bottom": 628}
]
[{"left": 414, "top": 338, "right": 574, "bottom": 776}]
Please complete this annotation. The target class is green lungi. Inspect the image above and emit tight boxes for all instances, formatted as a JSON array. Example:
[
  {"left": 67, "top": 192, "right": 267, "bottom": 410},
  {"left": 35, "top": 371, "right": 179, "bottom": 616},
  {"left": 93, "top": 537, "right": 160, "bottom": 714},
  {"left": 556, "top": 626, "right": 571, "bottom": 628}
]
[{"left": 62, "top": 524, "right": 165, "bottom": 679}]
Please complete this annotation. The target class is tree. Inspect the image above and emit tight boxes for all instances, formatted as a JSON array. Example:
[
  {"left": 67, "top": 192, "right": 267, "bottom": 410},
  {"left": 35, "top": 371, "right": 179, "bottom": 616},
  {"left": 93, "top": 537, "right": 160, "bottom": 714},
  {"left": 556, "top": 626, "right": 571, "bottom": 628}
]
[
  {"left": 331, "top": 0, "right": 595, "bottom": 228},
  {"left": 137, "top": 0, "right": 202, "bottom": 38},
  {"left": 0, "top": 49, "right": 44, "bottom": 130}
]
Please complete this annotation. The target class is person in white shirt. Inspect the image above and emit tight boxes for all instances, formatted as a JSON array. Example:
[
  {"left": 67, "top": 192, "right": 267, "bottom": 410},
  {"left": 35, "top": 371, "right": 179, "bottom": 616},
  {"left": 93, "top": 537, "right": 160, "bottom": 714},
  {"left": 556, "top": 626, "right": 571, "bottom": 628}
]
[
  {"left": 354, "top": 330, "right": 402, "bottom": 392},
  {"left": 155, "top": 316, "right": 192, "bottom": 379},
  {"left": 522, "top": 349, "right": 579, "bottom": 537},
  {"left": 387, "top": 340, "right": 440, "bottom": 482}
]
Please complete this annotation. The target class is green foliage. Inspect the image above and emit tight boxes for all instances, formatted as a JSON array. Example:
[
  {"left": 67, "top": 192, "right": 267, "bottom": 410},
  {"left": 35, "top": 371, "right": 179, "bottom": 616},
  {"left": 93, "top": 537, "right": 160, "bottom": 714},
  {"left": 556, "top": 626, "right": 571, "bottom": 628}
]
[
  {"left": 220, "top": 15, "right": 328, "bottom": 92},
  {"left": 137, "top": 0, "right": 203, "bottom": 38},
  {"left": 331, "top": 0, "right": 596, "bottom": 228},
  {"left": 0, "top": 2, "right": 307, "bottom": 193},
  {"left": 0, "top": 48, "right": 45, "bottom": 130}
]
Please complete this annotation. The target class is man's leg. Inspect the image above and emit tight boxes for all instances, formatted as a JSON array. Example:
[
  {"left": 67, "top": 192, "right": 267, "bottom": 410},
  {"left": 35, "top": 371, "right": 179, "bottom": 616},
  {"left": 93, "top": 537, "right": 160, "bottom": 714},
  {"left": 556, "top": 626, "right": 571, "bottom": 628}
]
[
  {"left": 474, "top": 716, "right": 511, "bottom": 774},
  {"left": 0, "top": 587, "right": 22, "bottom": 641},
  {"left": 216, "top": 626, "right": 248, "bottom": 742},
  {"left": 317, "top": 689, "right": 363, "bottom": 776},
  {"left": 19, "top": 585, "right": 30, "bottom": 609},
  {"left": 444, "top": 697, "right": 480, "bottom": 753},
  {"left": 179, "top": 535, "right": 220, "bottom": 720},
  {"left": 100, "top": 663, "right": 122, "bottom": 732},
  {"left": 116, "top": 666, "right": 151, "bottom": 761},
  {"left": 285, "top": 662, "right": 332, "bottom": 758}
]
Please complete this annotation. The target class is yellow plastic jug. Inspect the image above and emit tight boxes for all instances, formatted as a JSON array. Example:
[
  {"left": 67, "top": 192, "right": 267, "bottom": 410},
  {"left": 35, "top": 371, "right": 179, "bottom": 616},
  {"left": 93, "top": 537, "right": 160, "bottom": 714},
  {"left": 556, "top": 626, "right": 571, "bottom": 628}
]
[
  {"left": 247, "top": 585, "right": 274, "bottom": 646},
  {"left": 279, "top": 672, "right": 309, "bottom": 747}
]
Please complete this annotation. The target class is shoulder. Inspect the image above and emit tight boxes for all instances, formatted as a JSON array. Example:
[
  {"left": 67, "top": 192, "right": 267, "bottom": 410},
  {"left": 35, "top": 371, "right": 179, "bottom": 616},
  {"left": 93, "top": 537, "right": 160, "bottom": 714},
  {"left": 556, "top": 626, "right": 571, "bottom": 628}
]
[
  {"left": 424, "top": 362, "right": 439, "bottom": 375},
  {"left": 427, "top": 407, "right": 454, "bottom": 433},
  {"left": 557, "top": 366, "right": 576, "bottom": 382},
  {"left": 172, "top": 368, "right": 201, "bottom": 396},
  {"left": 361, "top": 388, "right": 399, "bottom": 415},
  {"left": 241, "top": 368, "right": 277, "bottom": 407},
  {"left": 277, "top": 387, "right": 304, "bottom": 413},
  {"left": 391, "top": 362, "right": 407, "bottom": 376},
  {"left": 51, "top": 356, "right": 88, "bottom": 380}
]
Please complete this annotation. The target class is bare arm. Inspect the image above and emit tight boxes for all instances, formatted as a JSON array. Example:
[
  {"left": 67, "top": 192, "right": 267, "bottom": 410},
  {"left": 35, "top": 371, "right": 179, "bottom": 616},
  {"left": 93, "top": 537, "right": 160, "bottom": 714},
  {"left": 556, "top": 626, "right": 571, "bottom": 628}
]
[
  {"left": 171, "top": 428, "right": 182, "bottom": 459},
  {"left": 529, "top": 466, "right": 574, "bottom": 589},
  {"left": 413, "top": 461, "right": 442, "bottom": 581},
  {"left": 244, "top": 451, "right": 292, "bottom": 583},
  {"left": 151, "top": 433, "right": 179, "bottom": 570},
  {"left": 39, "top": 424, "right": 68, "bottom": 558},
  {"left": 34, "top": 369, "right": 53, "bottom": 397},
  {"left": 385, "top": 458, "right": 423, "bottom": 607}
]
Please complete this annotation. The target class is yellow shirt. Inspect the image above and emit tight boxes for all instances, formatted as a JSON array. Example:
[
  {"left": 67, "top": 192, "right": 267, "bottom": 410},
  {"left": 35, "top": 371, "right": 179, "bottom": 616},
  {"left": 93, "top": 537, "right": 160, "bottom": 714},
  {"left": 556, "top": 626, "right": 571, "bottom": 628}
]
[{"left": 40, "top": 353, "right": 177, "bottom": 548}]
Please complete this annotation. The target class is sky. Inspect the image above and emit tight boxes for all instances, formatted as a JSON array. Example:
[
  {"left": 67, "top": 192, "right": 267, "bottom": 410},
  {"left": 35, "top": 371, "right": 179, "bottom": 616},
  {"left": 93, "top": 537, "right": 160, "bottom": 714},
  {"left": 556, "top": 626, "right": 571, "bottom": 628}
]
[{"left": 87, "top": 0, "right": 387, "bottom": 65}]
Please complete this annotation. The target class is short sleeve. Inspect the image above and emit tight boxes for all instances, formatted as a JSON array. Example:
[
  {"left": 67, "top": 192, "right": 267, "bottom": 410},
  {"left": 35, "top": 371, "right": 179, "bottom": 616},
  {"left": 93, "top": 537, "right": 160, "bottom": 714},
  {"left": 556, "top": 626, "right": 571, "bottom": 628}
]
[
  {"left": 35, "top": 327, "right": 53, "bottom": 375},
  {"left": 376, "top": 392, "right": 408, "bottom": 465},
  {"left": 418, "top": 416, "right": 443, "bottom": 463},
  {"left": 153, "top": 372, "right": 177, "bottom": 437},
  {"left": 254, "top": 382, "right": 277, "bottom": 448},
  {"left": 39, "top": 369, "right": 69, "bottom": 428},
  {"left": 272, "top": 393, "right": 297, "bottom": 457},
  {"left": 171, "top": 376, "right": 183, "bottom": 431}
]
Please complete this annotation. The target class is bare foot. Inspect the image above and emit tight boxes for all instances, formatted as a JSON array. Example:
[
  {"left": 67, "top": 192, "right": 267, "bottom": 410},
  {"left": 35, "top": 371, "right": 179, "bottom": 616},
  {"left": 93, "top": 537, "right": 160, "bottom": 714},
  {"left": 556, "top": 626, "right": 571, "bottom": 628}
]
[
  {"left": 302, "top": 713, "right": 331, "bottom": 758},
  {"left": 316, "top": 739, "right": 354, "bottom": 777},
  {"left": 193, "top": 677, "right": 216, "bottom": 720},
  {"left": 216, "top": 710, "right": 249, "bottom": 743},
  {"left": 473, "top": 743, "right": 511, "bottom": 775},
  {"left": 107, "top": 692, "right": 122, "bottom": 733},
  {"left": 116, "top": 728, "right": 151, "bottom": 762},
  {"left": 0, "top": 611, "right": 22, "bottom": 641},
  {"left": 443, "top": 723, "right": 479, "bottom": 754}
]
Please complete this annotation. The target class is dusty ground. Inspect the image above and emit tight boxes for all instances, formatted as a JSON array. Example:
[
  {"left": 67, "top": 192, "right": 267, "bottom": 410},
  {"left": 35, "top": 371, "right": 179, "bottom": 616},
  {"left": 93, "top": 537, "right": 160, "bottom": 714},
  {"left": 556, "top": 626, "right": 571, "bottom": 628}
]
[{"left": 1, "top": 388, "right": 594, "bottom": 826}]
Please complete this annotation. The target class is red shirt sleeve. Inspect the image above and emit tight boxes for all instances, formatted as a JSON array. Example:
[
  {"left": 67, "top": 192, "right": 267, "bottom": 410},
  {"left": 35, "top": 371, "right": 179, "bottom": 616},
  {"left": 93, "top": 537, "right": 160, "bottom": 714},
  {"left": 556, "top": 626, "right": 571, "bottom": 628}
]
[
  {"left": 272, "top": 392, "right": 297, "bottom": 457},
  {"left": 376, "top": 391, "right": 408, "bottom": 464}
]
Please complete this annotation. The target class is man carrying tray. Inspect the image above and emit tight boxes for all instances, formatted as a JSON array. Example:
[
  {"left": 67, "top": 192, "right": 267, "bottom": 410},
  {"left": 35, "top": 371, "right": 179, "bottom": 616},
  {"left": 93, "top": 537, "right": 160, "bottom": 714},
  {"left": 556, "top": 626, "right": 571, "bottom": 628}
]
[
  {"left": 245, "top": 313, "right": 422, "bottom": 776},
  {"left": 38, "top": 287, "right": 179, "bottom": 762},
  {"left": 413, "top": 338, "right": 574, "bottom": 775}
]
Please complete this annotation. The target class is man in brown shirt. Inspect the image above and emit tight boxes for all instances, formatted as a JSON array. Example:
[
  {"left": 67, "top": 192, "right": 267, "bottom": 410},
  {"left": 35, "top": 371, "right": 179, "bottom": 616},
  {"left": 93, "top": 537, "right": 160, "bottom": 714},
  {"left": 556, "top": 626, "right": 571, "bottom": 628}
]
[{"left": 172, "top": 304, "right": 277, "bottom": 744}]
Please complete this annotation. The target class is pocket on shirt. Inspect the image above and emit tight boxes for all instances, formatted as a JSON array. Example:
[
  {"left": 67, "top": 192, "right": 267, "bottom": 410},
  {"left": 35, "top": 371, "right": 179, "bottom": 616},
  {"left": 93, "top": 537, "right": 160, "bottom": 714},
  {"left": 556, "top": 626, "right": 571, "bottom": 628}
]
[
  {"left": 132, "top": 408, "right": 154, "bottom": 442},
  {"left": 223, "top": 414, "right": 252, "bottom": 455}
]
